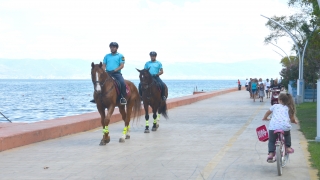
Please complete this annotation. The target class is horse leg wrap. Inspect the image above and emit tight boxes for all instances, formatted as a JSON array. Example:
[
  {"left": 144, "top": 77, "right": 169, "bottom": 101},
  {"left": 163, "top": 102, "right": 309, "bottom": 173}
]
[
  {"left": 157, "top": 114, "right": 160, "bottom": 121},
  {"left": 103, "top": 126, "right": 109, "bottom": 134},
  {"left": 153, "top": 119, "right": 157, "bottom": 124},
  {"left": 122, "top": 126, "right": 128, "bottom": 135},
  {"left": 146, "top": 120, "right": 149, "bottom": 129},
  {"left": 126, "top": 125, "right": 130, "bottom": 136}
]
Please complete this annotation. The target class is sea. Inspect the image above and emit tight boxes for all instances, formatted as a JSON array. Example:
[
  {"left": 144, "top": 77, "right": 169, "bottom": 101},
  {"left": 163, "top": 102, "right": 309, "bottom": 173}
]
[{"left": 0, "top": 79, "right": 243, "bottom": 123}]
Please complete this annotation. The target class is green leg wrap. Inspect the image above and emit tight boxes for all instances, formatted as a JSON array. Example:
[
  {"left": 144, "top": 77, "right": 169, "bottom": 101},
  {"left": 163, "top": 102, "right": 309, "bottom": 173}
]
[
  {"left": 103, "top": 126, "right": 109, "bottom": 134},
  {"left": 122, "top": 126, "right": 127, "bottom": 135}
]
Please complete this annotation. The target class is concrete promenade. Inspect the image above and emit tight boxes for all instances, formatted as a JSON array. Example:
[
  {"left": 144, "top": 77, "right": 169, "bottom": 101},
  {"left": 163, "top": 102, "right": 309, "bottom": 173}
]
[{"left": 0, "top": 90, "right": 318, "bottom": 180}]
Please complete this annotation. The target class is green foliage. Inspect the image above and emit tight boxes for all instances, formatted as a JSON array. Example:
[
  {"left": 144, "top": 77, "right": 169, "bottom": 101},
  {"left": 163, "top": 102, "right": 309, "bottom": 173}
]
[{"left": 279, "top": 56, "right": 299, "bottom": 89}]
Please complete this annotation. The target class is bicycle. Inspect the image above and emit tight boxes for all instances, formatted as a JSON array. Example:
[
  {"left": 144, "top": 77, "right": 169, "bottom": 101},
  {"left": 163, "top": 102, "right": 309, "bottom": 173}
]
[
  {"left": 270, "top": 130, "right": 290, "bottom": 176},
  {"left": 256, "top": 125, "right": 290, "bottom": 176}
]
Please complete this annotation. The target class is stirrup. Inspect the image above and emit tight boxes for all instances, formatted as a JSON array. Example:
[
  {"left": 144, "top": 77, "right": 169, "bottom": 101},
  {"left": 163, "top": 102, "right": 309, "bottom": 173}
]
[
  {"left": 120, "top": 98, "right": 127, "bottom": 105},
  {"left": 162, "top": 96, "right": 166, "bottom": 101}
]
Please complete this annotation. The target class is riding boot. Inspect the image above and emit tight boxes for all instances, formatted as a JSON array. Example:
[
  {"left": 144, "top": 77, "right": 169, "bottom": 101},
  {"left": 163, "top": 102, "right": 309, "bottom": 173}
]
[
  {"left": 120, "top": 88, "right": 127, "bottom": 105},
  {"left": 90, "top": 99, "right": 96, "bottom": 103},
  {"left": 161, "top": 84, "right": 166, "bottom": 101}
]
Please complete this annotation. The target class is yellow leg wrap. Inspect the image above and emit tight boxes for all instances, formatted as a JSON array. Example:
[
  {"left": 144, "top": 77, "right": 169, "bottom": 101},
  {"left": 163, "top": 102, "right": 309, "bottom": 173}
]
[
  {"left": 122, "top": 127, "right": 127, "bottom": 135},
  {"left": 153, "top": 119, "right": 157, "bottom": 123},
  {"left": 157, "top": 114, "right": 160, "bottom": 120},
  {"left": 103, "top": 126, "right": 109, "bottom": 134},
  {"left": 146, "top": 120, "right": 149, "bottom": 126}
]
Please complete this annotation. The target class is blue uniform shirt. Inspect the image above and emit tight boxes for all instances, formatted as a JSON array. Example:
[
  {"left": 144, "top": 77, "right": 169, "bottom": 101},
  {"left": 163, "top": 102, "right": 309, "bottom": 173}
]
[
  {"left": 103, "top": 53, "right": 125, "bottom": 73},
  {"left": 144, "top": 60, "right": 162, "bottom": 76}
]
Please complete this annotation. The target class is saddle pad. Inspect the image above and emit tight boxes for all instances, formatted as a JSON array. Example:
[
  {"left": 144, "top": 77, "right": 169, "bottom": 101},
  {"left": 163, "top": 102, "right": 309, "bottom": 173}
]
[{"left": 113, "top": 80, "right": 131, "bottom": 97}]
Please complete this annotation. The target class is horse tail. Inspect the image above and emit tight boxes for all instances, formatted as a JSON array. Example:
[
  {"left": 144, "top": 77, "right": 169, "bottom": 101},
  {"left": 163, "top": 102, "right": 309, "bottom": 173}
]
[
  {"left": 159, "top": 101, "right": 168, "bottom": 119},
  {"left": 159, "top": 84, "right": 168, "bottom": 119},
  {"left": 131, "top": 91, "right": 142, "bottom": 121}
]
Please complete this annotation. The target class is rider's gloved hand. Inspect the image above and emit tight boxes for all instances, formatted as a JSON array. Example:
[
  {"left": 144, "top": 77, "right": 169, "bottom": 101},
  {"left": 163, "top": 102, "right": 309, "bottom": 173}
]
[{"left": 107, "top": 70, "right": 115, "bottom": 74}]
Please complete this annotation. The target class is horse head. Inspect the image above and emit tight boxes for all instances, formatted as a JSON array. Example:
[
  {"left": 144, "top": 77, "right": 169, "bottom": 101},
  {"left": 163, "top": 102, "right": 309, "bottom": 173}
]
[
  {"left": 91, "top": 62, "right": 108, "bottom": 92},
  {"left": 136, "top": 68, "right": 152, "bottom": 85}
]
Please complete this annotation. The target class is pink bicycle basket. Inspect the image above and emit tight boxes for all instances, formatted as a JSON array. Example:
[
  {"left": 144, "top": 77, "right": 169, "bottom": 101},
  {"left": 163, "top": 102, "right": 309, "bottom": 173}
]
[{"left": 256, "top": 125, "right": 269, "bottom": 142}]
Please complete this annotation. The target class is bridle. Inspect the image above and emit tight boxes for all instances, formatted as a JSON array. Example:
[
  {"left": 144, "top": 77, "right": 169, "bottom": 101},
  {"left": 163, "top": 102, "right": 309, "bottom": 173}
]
[
  {"left": 140, "top": 71, "right": 156, "bottom": 100},
  {"left": 92, "top": 68, "right": 114, "bottom": 107}
]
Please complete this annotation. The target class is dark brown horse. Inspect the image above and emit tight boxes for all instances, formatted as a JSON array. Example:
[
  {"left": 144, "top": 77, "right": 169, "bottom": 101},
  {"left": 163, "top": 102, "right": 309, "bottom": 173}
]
[
  {"left": 91, "top": 62, "right": 141, "bottom": 145},
  {"left": 136, "top": 68, "right": 168, "bottom": 133}
]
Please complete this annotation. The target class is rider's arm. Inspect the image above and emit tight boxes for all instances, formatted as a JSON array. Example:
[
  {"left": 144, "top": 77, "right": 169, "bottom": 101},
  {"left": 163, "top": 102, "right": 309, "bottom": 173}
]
[
  {"left": 262, "top": 110, "right": 272, "bottom": 120},
  {"left": 157, "top": 68, "right": 163, "bottom": 76},
  {"left": 114, "top": 63, "right": 124, "bottom": 72},
  {"left": 290, "top": 115, "right": 298, "bottom": 124}
]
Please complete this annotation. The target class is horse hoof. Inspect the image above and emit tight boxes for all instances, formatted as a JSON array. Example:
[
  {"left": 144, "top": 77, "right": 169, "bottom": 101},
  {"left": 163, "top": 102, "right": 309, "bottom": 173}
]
[
  {"left": 126, "top": 135, "right": 130, "bottom": 139},
  {"left": 152, "top": 127, "right": 157, "bottom": 131},
  {"left": 119, "top": 138, "right": 125, "bottom": 143},
  {"left": 144, "top": 129, "right": 150, "bottom": 133},
  {"left": 99, "top": 140, "right": 106, "bottom": 146}
]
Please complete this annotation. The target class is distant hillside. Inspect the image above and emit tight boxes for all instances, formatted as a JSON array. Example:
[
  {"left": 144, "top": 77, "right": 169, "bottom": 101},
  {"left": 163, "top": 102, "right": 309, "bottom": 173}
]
[{"left": 0, "top": 59, "right": 283, "bottom": 80}]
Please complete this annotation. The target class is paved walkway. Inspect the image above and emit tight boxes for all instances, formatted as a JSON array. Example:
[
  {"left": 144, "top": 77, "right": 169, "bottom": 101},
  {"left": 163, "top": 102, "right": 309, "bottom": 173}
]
[{"left": 0, "top": 90, "right": 317, "bottom": 180}]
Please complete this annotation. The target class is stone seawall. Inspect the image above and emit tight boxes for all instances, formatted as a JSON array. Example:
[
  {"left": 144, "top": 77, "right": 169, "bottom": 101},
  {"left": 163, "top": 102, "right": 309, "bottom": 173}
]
[{"left": 0, "top": 87, "right": 243, "bottom": 152}]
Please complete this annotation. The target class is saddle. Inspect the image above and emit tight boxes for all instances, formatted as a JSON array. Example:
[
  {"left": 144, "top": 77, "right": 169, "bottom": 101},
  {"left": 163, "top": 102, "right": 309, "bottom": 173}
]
[{"left": 112, "top": 78, "right": 131, "bottom": 97}]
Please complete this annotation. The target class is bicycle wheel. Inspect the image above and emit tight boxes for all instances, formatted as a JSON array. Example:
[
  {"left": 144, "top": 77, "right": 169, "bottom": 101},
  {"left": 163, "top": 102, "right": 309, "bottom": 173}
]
[
  {"left": 276, "top": 145, "right": 283, "bottom": 176},
  {"left": 282, "top": 152, "right": 289, "bottom": 167}
]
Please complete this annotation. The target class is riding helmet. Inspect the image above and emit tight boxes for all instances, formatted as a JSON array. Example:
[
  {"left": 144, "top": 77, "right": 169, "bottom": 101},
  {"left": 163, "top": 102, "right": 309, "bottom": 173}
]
[
  {"left": 149, "top": 51, "right": 157, "bottom": 56},
  {"left": 109, "top": 42, "right": 119, "bottom": 48}
]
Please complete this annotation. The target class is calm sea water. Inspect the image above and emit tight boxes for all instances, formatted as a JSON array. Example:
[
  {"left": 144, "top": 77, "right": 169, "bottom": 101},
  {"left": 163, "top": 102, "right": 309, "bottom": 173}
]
[{"left": 0, "top": 79, "right": 242, "bottom": 123}]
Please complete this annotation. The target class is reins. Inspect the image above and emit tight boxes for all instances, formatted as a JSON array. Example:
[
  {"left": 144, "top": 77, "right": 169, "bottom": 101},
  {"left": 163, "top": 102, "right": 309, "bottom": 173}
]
[
  {"left": 141, "top": 77, "right": 156, "bottom": 101},
  {"left": 93, "top": 71, "right": 114, "bottom": 108}
]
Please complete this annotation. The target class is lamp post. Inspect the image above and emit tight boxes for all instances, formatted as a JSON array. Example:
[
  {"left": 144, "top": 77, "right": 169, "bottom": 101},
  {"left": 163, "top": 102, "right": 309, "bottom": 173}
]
[
  {"left": 269, "top": 42, "right": 291, "bottom": 63},
  {"left": 315, "top": 0, "right": 320, "bottom": 142},
  {"left": 261, "top": 15, "right": 304, "bottom": 103}
]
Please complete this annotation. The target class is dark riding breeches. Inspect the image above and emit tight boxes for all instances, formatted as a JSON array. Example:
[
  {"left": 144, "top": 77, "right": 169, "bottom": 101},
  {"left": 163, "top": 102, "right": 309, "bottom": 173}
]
[{"left": 109, "top": 72, "right": 126, "bottom": 98}]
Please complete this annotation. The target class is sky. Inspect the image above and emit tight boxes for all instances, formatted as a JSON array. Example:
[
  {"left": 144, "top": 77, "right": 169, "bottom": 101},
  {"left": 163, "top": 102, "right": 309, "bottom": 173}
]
[{"left": 0, "top": 0, "right": 297, "bottom": 66}]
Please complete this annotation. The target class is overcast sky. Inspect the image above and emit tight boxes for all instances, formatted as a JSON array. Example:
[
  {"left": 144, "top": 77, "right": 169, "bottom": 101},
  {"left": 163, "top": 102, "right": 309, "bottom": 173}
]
[{"left": 0, "top": 0, "right": 297, "bottom": 65}]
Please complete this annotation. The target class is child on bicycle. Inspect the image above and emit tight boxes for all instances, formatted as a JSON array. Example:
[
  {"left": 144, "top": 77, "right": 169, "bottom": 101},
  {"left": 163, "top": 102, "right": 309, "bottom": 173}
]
[{"left": 262, "top": 93, "right": 298, "bottom": 162}]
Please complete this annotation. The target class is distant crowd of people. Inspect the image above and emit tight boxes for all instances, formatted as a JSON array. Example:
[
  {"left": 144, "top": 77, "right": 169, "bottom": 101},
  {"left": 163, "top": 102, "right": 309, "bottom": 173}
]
[{"left": 244, "top": 77, "right": 283, "bottom": 102}]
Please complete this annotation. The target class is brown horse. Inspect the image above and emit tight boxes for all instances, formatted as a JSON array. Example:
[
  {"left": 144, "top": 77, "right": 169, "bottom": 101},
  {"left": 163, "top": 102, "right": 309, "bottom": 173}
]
[
  {"left": 91, "top": 62, "right": 141, "bottom": 145},
  {"left": 136, "top": 68, "right": 168, "bottom": 133}
]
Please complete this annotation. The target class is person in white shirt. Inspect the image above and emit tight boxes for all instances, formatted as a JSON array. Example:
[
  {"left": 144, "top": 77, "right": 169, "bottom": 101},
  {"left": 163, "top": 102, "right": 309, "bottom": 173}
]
[
  {"left": 262, "top": 93, "right": 298, "bottom": 162},
  {"left": 265, "top": 79, "right": 271, "bottom": 98}
]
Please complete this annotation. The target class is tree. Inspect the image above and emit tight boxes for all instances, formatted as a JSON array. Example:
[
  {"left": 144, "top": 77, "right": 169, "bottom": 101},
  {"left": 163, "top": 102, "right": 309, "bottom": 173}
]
[
  {"left": 279, "top": 56, "right": 299, "bottom": 89},
  {"left": 264, "top": 0, "right": 319, "bottom": 89}
]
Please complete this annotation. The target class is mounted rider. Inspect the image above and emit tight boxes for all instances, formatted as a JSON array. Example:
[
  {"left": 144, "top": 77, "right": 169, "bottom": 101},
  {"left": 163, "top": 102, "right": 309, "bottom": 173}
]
[
  {"left": 91, "top": 42, "right": 127, "bottom": 105},
  {"left": 139, "top": 51, "right": 166, "bottom": 101}
]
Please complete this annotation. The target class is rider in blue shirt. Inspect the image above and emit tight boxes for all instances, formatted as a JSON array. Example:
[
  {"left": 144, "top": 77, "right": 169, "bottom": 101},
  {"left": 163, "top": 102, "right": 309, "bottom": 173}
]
[
  {"left": 90, "top": 42, "right": 127, "bottom": 105},
  {"left": 139, "top": 51, "right": 166, "bottom": 101}
]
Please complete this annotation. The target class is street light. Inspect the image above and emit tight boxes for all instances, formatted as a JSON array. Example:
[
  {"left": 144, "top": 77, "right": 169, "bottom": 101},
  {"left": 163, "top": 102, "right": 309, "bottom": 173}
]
[
  {"left": 315, "top": 0, "right": 320, "bottom": 141},
  {"left": 261, "top": 15, "right": 304, "bottom": 103},
  {"left": 269, "top": 42, "right": 291, "bottom": 63}
]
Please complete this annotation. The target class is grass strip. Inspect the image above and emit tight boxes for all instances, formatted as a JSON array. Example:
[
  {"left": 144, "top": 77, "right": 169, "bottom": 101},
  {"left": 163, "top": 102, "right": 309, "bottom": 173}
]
[{"left": 296, "top": 102, "right": 320, "bottom": 178}]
